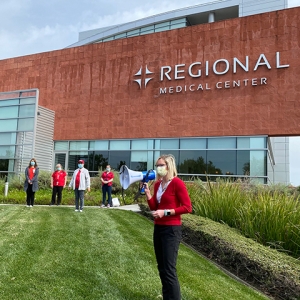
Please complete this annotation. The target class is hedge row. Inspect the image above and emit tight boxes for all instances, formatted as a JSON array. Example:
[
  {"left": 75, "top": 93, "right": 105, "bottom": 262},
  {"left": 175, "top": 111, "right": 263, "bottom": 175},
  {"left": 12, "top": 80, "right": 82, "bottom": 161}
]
[{"left": 139, "top": 203, "right": 300, "bottom": 300}]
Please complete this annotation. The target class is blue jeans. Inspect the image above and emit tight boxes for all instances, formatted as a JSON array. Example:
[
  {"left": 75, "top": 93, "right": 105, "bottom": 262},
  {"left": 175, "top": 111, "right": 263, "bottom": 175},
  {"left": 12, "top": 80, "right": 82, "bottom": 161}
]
[
  {"left": 74, "top": 188, "right": 85, "bottom": 210},
  {"left": 102, "top": 185, "right": 112, "bottom": 206},
  {"left": 153, "top": 225, "right": 182, "bottom": 300}
]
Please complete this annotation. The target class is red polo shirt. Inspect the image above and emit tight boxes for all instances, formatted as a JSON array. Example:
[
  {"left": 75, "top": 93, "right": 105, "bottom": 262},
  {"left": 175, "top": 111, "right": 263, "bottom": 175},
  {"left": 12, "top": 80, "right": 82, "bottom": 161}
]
[
  {"left": 101, "top": 171, "right": 114, "bottom": 186},
  {"left": 52, "top": 170, "right": 67, "bottom": 186}
]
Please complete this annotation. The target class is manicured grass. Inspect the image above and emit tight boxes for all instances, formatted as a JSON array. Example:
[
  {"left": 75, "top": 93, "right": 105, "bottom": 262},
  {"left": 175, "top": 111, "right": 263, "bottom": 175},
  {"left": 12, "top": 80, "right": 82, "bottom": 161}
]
[{"left": 0, "top": 205, "right": 269, "bottom": 300}]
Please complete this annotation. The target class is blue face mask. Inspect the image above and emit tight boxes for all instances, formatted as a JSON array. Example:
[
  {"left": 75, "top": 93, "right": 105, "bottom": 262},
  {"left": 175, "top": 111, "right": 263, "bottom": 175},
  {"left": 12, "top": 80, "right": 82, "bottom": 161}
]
[
  {"left": 57, "top": 167, "right": 61, "bottom": 171},
  {"left": 30, "top": 161, "right": 35, "bottom": 166},
  {"left": 78, "top": 164, "right": 83, "bottom": 169}
]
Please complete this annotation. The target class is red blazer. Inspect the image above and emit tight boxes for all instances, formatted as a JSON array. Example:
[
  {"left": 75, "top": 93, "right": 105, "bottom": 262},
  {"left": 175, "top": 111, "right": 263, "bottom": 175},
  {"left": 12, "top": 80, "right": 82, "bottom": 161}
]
[{"left": 147, "top": 177, "right": 192, "bottom": 226}]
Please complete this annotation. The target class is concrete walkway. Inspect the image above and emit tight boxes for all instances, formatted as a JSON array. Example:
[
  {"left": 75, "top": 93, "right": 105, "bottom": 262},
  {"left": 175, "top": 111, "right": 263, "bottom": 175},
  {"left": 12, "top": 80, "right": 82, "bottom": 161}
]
[
  {"left": 0, "top": 203, "right": 141, "bottom": 212},
  {"left": 110, "top": 204, "right": 141, "bottom": 212}
]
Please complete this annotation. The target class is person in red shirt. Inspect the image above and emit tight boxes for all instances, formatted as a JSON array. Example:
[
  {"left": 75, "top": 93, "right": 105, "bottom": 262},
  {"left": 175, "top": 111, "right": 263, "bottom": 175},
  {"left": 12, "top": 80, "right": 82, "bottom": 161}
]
[
  {"left": 144, "top": 154, "right": 192, "bottom": 300},
  {"left": 100, "top": 164, "right": 114, "bottom": 208},
  {"left": 23, "top": 158, "right": 39, "bottom": 207},
  {"left": 50, "top": 164, "right": 67, "bottom": 206}
]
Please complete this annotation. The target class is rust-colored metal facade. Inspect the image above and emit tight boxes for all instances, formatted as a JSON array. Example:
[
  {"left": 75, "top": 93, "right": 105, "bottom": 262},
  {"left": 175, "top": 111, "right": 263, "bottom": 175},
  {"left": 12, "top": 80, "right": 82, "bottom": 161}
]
[{"left": 0, "top": 7, "right": 299, "bottom": 141}]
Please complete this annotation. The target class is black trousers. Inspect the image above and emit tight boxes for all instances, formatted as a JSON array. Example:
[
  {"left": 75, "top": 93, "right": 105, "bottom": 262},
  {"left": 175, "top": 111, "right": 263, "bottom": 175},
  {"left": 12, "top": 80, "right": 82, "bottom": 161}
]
[
  {"left": 51, "top": 186, "right": 64, "bottom": 205},
  {"left": 153, "top": 225, "right": 182, "bottom": 300},
  {"left": 26, "top": 184, "right": 35, "bottom": 206}
]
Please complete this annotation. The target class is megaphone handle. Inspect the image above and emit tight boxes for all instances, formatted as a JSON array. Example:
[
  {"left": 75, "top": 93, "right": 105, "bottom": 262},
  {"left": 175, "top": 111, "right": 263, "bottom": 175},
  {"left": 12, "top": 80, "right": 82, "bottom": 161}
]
[{"left": 140, "top": 183, "right": 146, "bottom": 195}]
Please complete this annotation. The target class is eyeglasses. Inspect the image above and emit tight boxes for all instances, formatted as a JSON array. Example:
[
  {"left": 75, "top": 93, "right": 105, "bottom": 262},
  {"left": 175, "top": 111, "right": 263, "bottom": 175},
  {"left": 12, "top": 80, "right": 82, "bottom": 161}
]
[{"left": 155, "top": 164, "right": 166, "bottom": 167}]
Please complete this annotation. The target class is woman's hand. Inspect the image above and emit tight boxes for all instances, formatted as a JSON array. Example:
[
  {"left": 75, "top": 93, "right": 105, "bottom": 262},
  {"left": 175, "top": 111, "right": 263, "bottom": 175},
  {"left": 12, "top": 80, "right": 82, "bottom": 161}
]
[
  {"left": 152, "top": 210, "right": 165, "bottom": 219},
  {"left": 142, "top": 183, "right": 151, "bottom": 200}
]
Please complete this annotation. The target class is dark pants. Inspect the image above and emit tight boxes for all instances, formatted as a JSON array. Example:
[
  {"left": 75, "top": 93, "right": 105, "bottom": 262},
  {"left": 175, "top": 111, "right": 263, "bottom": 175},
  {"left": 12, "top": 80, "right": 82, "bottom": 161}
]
[
  {"left": 102, "top": 185, "right": 112, "bottom": 206},
  {"left": 74, "top": 188, "right": 85, "bottom": 210},
  {"left": 154, "top": 225, "right": 182, "bottom": 300},
  {"left": 26, "top": 184, "right": 35, "bottom": 206},
  {"left": 51, "top": 186, "right": 63, "bottom": 205}
]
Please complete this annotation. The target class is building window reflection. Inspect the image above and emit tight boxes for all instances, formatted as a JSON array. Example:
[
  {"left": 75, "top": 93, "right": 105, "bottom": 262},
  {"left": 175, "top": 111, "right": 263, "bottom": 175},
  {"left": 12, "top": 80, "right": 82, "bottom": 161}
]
[{"left": 57, "top": 136, "right": 268, "bottom": 182}]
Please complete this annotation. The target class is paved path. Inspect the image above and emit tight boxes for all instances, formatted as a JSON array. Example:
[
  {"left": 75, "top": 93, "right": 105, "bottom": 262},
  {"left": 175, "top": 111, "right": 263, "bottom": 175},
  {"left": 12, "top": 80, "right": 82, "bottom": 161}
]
[
  {"left": 0, "top": 203, "right": 141, "bottom": 212},
  {"left": 111, "top": 204, "right": 141, "bottom": 212}
]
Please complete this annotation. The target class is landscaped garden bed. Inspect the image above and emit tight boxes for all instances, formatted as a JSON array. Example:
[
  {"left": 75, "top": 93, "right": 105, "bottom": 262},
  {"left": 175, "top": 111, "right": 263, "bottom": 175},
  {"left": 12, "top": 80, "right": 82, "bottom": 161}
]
[{"left": 139, "top": 203, "right": 300, "bottom": 300}]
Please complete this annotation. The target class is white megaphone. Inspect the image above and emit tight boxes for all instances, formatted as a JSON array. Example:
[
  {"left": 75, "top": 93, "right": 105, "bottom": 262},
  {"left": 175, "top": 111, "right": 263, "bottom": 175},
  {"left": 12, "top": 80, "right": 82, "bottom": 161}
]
[{"left": 119, "top": 165, "right": 156, "bottom": 194}]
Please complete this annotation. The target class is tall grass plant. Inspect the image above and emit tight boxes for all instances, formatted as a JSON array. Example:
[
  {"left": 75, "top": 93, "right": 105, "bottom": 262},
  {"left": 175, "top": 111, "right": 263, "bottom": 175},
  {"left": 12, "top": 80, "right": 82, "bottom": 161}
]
[{"left": 191, "top": 179, "right": 300, "bottom": 257}]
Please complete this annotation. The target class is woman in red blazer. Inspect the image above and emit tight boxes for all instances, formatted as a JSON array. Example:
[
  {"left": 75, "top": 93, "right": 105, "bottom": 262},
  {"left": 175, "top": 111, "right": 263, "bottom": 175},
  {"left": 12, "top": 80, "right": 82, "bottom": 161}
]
[{"left": 144, "top": 154, "right": 192, "bottom": 300}]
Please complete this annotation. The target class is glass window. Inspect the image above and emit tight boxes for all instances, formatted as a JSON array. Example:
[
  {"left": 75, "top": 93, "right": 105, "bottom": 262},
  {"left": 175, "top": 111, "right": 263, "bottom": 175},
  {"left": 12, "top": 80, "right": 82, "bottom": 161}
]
[
  {"left": 160, "top": 139, "right": 179, "bottom": 149},
  {"left": 54, "top": 153, "right": 67, "bottom": 170},
  {"left": 153, "top": 150, "right": 180, "bottom": 169},
  {"left": 70, "top": 141, "right": 89, "bottom": 151},
  {"left": 130, "top": 161, "right": 148, "bottom": 171},
  {"left": 102, "top": 36, "right": 114, "bottom": 41},
  {"left": 89, "top": 151, "right": 109, "bottom": 172},
  {"left": 250, "top": 137, "right": 266, "bottom": 149},
  {"left": 54, "top": 141, "right": 69, "bottom": 151},
  {"left": 89, "top": 140, "right": 109, "bottom": 150},
  {"left": 147, "top": 140, "right": 154, "bottom": 150},
  {"left": 0, "top": 119, "right": 17, "bottom": 131},
  {"left": 18, "top": 118, "right": 34, "bottom": 131},
  {"left": 127, "top": 32, "right": 139, "bottom": 37},
  {"left": 0, "top": 159, "right": 9, "bottom": 175},
  {"left": 208, "top": 137, "right": 236, "bottom": 149},
  {"left": 131, "top": 151, "right": 147, "bottom": 162},
  {"left": 237, "top": 150, "right": 250, "bottom": 175},
  {"left": 155, "top": 21, "right": 170, "bottom": 29},
  {"left": 170, "top": 23, "right": 186, "bottom": 29},
  {"left": 131, "top": 140, "right": 148, "bottom": 150},
  {"left": 114, "top": 32, "right": 127, "bottom": 39},
  {"left": 178, "top": 150, "right": 207, "bottom": 174},
  {"left": 0, "top": 146, "right": 15, "bottom": 158},
  {"left": 140, "top": 30, "right": 154, "bottom": 35},
  {"left": 127, "top": 29, "right": 140, "bottom": 36},
  {"left": 109, "top": 151, "right": 131, "bottom": 171},
  {"left": 171, "top": 18, "right": 186, "bottom": 25},
  {"left": 19, "top": 105, "right": 35, "bottom": 117},
  {"left": 180, "top": 138, "right": 206, "bottom": 149},
  {"left": 155, "top": 27, "right": 169, "bottom": 33},
  {"left": 141, "top": 25, "right": 154, "bottom": 32},
  {"left": 19, "top": 97, "right": 36, "bottom": 104},
  {"left": 155, "top": 140, "right": 160, "bottom": 149},
  {"left": 250, "top": 150, "right": 266, "bottom": 177},
  {"left": 110, "top": 140, "right": 130, "bottom": 150},
  {"left": 0, "top": 99, "right": 19, "bottom": 106},
  {"left": 0, "top": 106, "right": 18, "bottom": 119},
  {"left": 207, "top": 150, "right": 236, "bottom": 175},
  {"left": 237, "top": 137, "right": 250, "bottom": 149},
  {"left": 0, "top": 133, "right": 16, "bottom": 145},
  {"left": 68, "top": 152, "right": 89, "bottom": 171},
  {"left": 16, "top": 144, "right": 33, "bottom": 158}
]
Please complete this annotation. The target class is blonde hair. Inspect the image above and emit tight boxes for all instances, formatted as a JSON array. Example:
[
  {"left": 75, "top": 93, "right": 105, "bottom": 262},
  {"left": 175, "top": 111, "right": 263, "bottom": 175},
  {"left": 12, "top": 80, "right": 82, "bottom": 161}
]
[{"left": 156, "top": 154, "right": 177, "bottom": 180}]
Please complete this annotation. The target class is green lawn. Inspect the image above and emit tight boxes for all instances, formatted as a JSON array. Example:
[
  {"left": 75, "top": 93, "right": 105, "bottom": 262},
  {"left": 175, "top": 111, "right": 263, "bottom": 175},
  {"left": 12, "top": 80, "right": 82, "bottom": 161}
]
[{"left": 0, "top": 205, "right": 269, "bottom": 300}]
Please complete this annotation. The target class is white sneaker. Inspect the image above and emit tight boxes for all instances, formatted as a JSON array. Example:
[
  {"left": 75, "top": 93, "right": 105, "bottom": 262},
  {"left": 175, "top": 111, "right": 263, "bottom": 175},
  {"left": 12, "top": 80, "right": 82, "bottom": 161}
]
[
  {"left": 100, "top": 204, "right": 105, "bottom": 208},
  {"left": 26, "top": 205, "right": 30, "bottom": 207},
  {"left": 107, "top": 204, "right": 110, "bottom": 208},
  {"left": 30, "top": 205, "right": 33, "bottom": 207},
  {"left": 80, "top": 210, "right": 83, "bottom": 212},
  {"left": 75, "top": 209, "right": 79, "bottom": 212}
]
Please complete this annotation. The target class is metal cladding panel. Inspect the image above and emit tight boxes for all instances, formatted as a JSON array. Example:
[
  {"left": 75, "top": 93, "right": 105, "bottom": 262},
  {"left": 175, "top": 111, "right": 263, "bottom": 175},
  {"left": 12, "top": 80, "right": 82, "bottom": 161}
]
[
  {"left": 34, "top": 106, "right": 55, "bottom": 172},
  {"left": 239, "top": 0, "right": 287, "bottom": 16},
  {"left": 15, "top": 132, "right": 34, "bottom": 173}
]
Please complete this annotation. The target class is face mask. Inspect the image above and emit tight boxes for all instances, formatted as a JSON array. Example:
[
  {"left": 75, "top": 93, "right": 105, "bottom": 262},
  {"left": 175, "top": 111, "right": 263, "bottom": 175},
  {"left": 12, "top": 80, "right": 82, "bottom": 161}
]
[
  {"left": 57, "top": 167, "right": 61, "bottom": 171},
  {"left": 78, "top": 164, "right": 83, "bottom": 169},
  {"left": 106, "top": 168, "right": 111, "bottom": 172},
  {"left": 30, "top": 161, "right": 35, "bottom": 166},
  {"left": 156, "top": 166, "right": 167, "bottom": 177}
]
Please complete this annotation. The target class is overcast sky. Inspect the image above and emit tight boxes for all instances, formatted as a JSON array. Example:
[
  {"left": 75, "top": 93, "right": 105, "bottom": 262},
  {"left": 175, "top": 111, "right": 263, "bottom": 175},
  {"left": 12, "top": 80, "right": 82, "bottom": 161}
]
[{"left": 0, "top": 0, "right": 299, "bottom": 185}]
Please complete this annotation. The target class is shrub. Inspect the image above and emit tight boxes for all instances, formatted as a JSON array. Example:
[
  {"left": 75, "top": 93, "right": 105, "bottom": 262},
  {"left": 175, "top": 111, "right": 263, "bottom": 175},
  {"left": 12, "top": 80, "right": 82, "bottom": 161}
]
[{"left": 191, "top": 179, "right": 300, "bottom": 258}]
